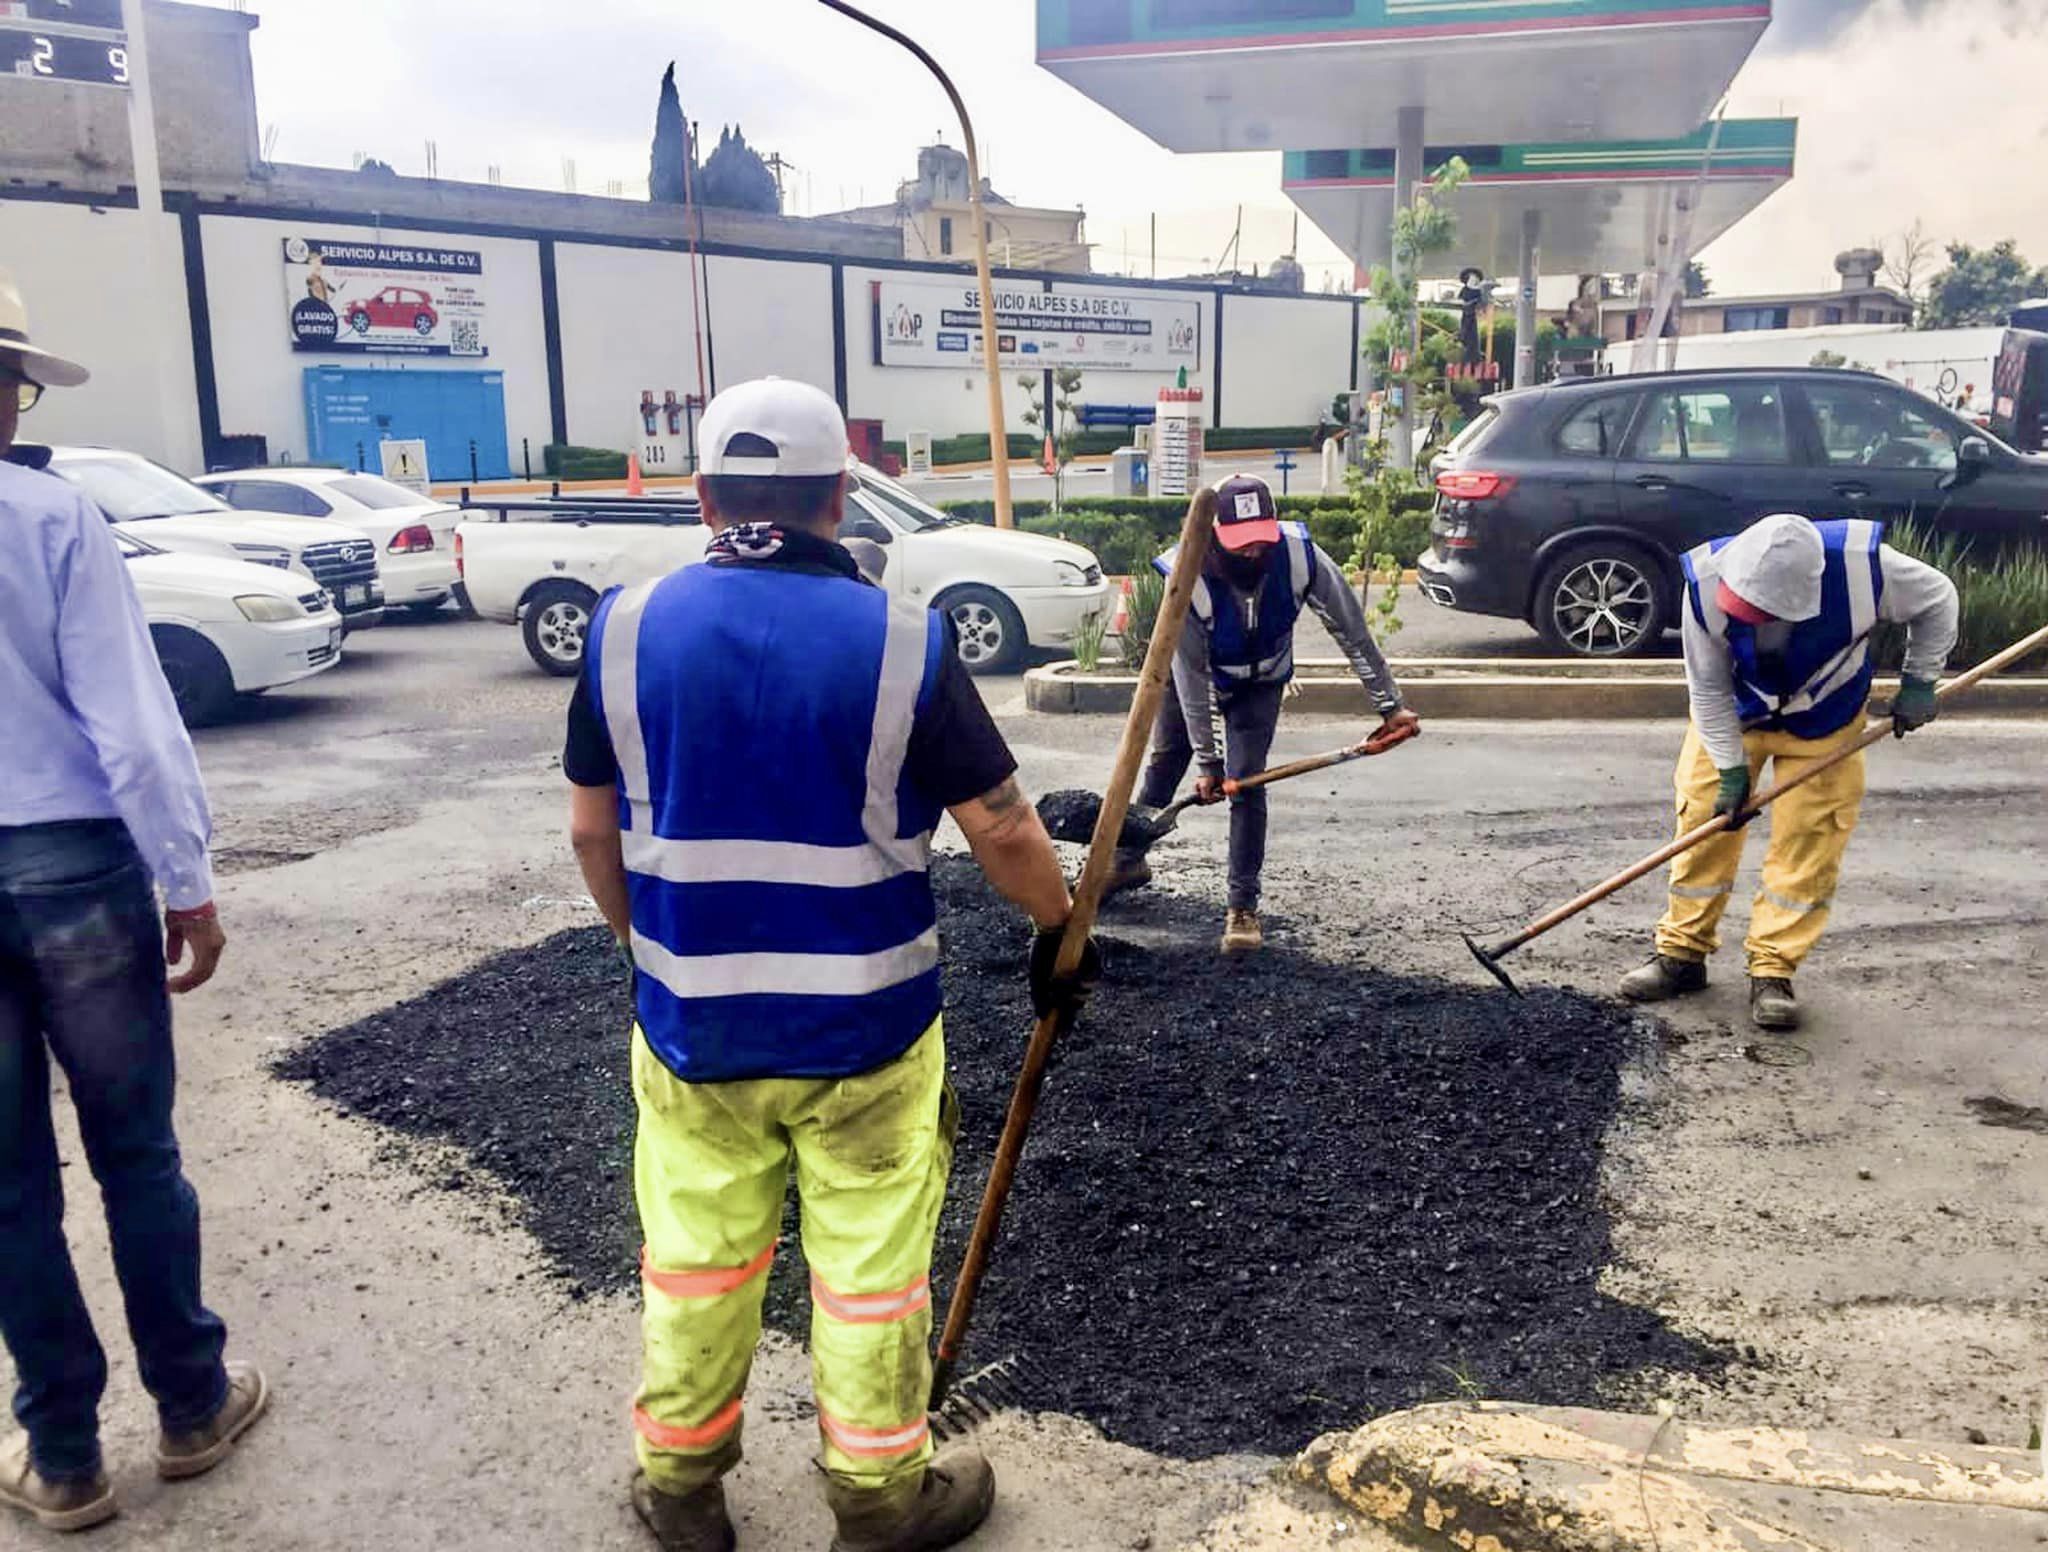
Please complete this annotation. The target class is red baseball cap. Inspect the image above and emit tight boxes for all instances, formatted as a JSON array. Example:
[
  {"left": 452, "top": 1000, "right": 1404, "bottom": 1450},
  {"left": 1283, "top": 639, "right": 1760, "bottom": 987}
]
[{"left": 1212, "top": 474, "right": 1281, "bottom": 551}]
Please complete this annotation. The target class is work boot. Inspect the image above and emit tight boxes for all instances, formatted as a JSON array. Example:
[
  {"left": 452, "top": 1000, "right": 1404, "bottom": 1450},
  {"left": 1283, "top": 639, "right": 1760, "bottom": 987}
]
[
  {"left": 1618, "top": 953, "right": 1707, "bottom": 1003},
  {"left": 631, "top": 1473, "right": 736, "bottom": 1552},
  {"left": 157, "top": 1361, "right": 270, "bottom": 1481},
  {"left": 1100, "top": 851, "right": 1152, "bottom": 901},
  {"left": 1220, "top": 908, "right": 1262, "bottom": 955},
  {"left": 827, "top": 1449, "right": 995, "bottom": 1552},
  {"left": 0, "top": 1435, "right": 116, "bottom": 1533},
  {"left": 1750, "top": 976, "right": 1801, "bottom": 1031}
]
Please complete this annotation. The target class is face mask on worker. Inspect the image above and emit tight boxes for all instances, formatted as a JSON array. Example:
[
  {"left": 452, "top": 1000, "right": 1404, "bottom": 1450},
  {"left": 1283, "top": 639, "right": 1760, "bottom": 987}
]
[{"left": 1219, "top": 544, "right": 1270, "bottom": 586}]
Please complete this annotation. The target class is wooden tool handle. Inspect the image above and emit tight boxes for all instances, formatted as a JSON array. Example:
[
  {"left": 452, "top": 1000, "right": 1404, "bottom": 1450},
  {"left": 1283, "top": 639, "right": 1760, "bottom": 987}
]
[
  {"left": 1222, "top": 720, "right": 1419, "bottom": 797},
  {"left": 933, "top": 488, "right": 1219, "bottom": 1388},
  {"left": 1493, "top": 619, "right": 2048, "bottom": 959}
]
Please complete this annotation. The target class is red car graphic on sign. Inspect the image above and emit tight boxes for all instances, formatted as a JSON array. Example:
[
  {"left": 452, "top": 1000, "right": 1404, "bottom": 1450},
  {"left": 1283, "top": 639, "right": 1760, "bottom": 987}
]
[{"left": 346, "top": 287, "right": 439, "bottom": 337}]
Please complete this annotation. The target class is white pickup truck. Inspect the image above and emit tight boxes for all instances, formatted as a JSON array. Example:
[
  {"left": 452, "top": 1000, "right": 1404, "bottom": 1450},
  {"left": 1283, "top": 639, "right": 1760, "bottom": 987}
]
[{"left": 456, "top": 462, "right": 1110, "bottom": 675}]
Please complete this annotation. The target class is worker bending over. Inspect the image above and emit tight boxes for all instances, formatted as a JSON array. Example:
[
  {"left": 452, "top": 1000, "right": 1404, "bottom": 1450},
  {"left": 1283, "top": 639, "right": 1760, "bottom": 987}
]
[
  {"left": 1621, "top": 513, "right": 1957, "bottom": 1030},
  {"left": 565, "top": 378, "right": 1098, "bottom": 1552},
  {"left": 1107, "top": 474, "right": 1419, "bottom": 953}
]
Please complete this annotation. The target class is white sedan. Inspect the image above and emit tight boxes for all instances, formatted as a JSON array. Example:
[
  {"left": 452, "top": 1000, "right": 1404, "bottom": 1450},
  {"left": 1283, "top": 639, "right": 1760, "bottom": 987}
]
[
  {"left": 195, "top": 468, "right": 459, "bottom": 616},
  {"left": 120, "top": 529, "right": 344, "bottom": 725}
]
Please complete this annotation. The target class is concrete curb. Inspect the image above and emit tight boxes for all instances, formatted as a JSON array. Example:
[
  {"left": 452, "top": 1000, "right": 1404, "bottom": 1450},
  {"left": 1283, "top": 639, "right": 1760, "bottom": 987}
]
[
  {"left": 1294, "top": 1402, "right": 2048, "bottom": 1551},
  {"left": 1024, "top": 659, "right": 2048, "bottom": 719}
]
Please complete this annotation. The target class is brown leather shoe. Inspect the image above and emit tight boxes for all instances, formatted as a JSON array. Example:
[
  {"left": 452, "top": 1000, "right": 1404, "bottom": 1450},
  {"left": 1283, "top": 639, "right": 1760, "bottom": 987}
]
[
  {"left": 631, "top": 1472, "right": 736, "bottom": 1552},
  {"left": 157, "top": 1361, "right": 270, "bottom": 1481},
  {"left": 827, "top": 1449, "right": 995, "bottom": 1552},
  {"left": 0, "top": 1434, "right": 117, "bottom": 1533}
]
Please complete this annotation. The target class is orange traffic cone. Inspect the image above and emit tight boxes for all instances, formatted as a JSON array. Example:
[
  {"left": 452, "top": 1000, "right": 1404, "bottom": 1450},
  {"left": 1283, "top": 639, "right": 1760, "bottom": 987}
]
[
  {"left": 626, "top": 454, "right": 645, "bottom": 496},
  {"left": 1041, "top": 435, "right": 1057, "bottom": 476},
  {"left": 1109, "top": 575, "right": 1133, "bottom": 637}
]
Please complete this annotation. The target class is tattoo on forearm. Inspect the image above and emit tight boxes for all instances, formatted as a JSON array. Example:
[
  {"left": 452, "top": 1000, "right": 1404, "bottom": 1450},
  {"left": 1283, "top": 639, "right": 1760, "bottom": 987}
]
[{"left": 976, "top": 776, "right": 1035, "bottom": 841}]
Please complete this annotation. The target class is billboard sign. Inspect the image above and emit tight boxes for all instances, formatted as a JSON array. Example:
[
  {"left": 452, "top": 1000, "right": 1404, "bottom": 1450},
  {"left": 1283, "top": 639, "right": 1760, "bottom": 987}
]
[
  {"left": 284, "top": 237, "right": 487, "bottom": 358},
  {"left": 875, "top": 280, "right": 1200, "bottom": 374}
]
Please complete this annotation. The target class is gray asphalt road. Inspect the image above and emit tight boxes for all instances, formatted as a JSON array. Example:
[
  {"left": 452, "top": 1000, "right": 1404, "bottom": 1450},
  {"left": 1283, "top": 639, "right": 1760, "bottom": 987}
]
[{"left": 24, "top": 612, "right": 2044, "bottom": 1552}]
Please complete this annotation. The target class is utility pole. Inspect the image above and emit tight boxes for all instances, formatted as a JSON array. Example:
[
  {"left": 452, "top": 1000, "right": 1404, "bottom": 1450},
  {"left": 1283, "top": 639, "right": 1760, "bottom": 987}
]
[{"left": 119, "top": 0, "right": 199, "bottom": 471}]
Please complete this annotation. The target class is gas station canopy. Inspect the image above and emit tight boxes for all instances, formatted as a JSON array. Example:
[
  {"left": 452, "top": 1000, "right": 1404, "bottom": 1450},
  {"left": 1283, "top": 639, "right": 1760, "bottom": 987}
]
[
  {"left": 1283, "top": 119, "right": 1797, "bottom": 276},
  {"left": 1037, "top": 0, "right": 1772, "bottom": 152}
]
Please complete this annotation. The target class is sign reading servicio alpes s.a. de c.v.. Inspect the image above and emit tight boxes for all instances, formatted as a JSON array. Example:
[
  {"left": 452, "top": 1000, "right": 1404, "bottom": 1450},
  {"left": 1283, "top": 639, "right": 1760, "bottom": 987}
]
[
  {"left": 283, "top": 237, "right": 488, "bottom": 358},
  {"left": 874, "top": 279, "right": 1200, "bottom": 373}
]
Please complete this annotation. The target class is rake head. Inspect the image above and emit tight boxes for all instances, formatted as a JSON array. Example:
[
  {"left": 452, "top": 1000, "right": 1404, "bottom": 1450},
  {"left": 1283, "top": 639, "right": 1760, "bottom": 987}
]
[
  {"left": 927, "top": 1354, "right": 1048, "bottom": 1443},
  {"left": 1463, "top": 934, "right": 1522, "bottom": 997}
]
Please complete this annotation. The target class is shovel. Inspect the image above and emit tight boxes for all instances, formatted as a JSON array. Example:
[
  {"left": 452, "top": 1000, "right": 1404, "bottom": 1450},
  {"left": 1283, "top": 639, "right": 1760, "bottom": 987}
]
[
  {"left": 1038, "top": 719, "right": 1420, "bottom": 857},
  {"left": 1463, "top": 620, "right": 2048, "bottom": 995}
]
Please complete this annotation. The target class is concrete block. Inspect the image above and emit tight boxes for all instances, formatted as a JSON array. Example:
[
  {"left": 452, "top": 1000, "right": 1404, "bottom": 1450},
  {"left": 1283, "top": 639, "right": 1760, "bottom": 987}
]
[{"left": 1294, "top": 1401, "right": 2047, "bottom": 1552}]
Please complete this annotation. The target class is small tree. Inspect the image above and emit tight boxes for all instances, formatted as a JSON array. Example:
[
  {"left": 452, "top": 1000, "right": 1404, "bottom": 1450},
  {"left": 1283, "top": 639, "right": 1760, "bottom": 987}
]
[
  {"left": 1683, "top": 260, "right": 1711, "bottom": 299},
  {"left": 1019, "top": 367, "right": 1084, "bottom": 511},
  {"left": 1882, "top": 219, "right": 1935, "bottom": 311},
  {"left": 698, "top": 126, "right": 779, "bottom": 213},
  {"left": 1921, "top": 239, "right": 2048, "bottom": 329},
  {"left": 648, "top": 63, "right": 695, "bottom": 206}
]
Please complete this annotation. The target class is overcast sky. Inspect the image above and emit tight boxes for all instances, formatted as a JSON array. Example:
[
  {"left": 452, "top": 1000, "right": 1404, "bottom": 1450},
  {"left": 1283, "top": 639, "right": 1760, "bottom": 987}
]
[{"left": 228, "top": 0, "right": 2047, "bottom": 298}]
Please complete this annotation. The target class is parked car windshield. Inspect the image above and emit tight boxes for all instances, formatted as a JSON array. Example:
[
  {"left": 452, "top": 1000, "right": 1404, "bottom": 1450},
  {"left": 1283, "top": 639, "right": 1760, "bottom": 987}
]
[
  {"left": 330, "top": 475, "right": 430, "bottom": 510},
  {"left": 53, "top": 455, "right": 233, "bottom": 521},
  {"left": 850, "top": 467, "right": 958, "bottom": 531}
]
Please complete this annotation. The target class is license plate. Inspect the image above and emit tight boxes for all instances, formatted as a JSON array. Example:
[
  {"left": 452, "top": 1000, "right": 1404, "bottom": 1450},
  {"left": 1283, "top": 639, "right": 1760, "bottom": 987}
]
[{"left": 343, "top": 585, "right": 369, "bottom": 607}]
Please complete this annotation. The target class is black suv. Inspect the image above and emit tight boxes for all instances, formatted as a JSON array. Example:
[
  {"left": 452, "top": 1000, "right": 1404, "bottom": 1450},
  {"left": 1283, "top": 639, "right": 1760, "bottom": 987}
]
[{"left": 1419, "top": 368, "right": 2048, "bottom": 656}]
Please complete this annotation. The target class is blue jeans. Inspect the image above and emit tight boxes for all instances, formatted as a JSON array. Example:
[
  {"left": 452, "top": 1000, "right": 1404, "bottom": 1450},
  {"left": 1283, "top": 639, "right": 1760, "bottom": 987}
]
[
  {"left": 1136, "top": 681, "right": 1286, "bottom": 911},
  {"left": 0, "top": 821, "right": 227, "bottom": 1482}
]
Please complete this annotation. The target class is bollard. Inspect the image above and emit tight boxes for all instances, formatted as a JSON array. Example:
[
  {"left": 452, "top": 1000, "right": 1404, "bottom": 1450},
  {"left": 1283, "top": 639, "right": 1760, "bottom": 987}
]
[
  {"left": 522, "top": 437, "right": 533, "bottom": 480},
  {"left": 355, "top": 441, "right": 365, "bottom": 472},
  {"left": 469, "top": 439, "right": 480, "bottom": 483}
]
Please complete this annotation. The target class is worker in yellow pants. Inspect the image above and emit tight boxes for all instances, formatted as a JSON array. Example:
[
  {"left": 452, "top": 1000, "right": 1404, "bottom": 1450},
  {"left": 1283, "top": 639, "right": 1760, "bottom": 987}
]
[
  {"left": 1653, "top": 715, "right": 1867, "bottom": 980},
  {"left": 1621, "top": 513, "right": 1957, "bottom": 1031},
  {"left": 630, "top": 1019, "right": 957, "bottom": 1503}
]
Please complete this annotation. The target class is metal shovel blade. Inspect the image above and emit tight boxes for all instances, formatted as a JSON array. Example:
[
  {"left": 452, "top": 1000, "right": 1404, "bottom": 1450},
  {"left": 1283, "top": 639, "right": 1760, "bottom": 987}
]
[{"left": 1035, "top": 790, "right": 1185, "bottom": 853}]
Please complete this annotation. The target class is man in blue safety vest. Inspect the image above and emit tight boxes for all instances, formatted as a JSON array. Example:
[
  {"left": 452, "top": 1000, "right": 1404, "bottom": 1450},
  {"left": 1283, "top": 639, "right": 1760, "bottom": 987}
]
[
  {"left": 1619, "top": 512, "right": 1957, "bottom": 1029},
  {"left": 1106, "top": 474, "right": 1420, "bottom": 952},
  {"left": 563, "top": 377, "right": 1099, "bottom": 1552}
]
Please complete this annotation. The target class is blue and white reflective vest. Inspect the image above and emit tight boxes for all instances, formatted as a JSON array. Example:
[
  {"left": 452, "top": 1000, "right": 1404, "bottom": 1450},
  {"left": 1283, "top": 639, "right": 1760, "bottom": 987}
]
[
  {"left": 585, "top": 563, "right": 947, "bottom": 1083},
  {"left": 1154, "top": 521, "right": 1315, "bottom": 689},
  {"left": 1682, "top": 518, "right": 1887, "bottom": 742}
]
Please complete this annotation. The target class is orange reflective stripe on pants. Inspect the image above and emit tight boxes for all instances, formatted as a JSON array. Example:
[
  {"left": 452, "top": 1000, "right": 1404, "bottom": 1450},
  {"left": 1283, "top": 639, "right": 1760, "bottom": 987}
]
[
  {"left": 817, "top": 1406, "right": 931, "bottom": 1460},
  {"left": 810, "top": 1272, "right": 931, "bottom": 1326},
  {"left": 633, "top": 1397, "right": 743, "bottom": 1452},
  {"left": 641, "top": 1241, "right": 776, "bottom": 1301}
]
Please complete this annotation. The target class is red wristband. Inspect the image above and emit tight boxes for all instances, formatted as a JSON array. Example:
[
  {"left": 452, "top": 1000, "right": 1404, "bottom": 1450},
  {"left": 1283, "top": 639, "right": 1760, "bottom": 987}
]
[{"left": 165, "top": 901, "right": 217, "bottom": 924}]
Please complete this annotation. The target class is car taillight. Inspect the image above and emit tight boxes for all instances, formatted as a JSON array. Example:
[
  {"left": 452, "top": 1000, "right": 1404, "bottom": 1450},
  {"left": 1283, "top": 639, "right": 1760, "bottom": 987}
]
[
  {"left": 453, "top": 530, "right": 464, "bottom": 577},
  {"left": 388, "top": 524, "right": 435, "bottom": 554},
  {"left": 1435, "top": 470, "right": 1515, "bottom": 501}
]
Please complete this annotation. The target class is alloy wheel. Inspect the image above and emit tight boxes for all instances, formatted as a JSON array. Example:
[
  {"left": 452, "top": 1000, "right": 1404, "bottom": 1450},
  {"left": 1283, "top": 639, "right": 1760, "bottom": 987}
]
[
  {"left": 1549, "top": 557, "right": 1656, "bottom": 656},
  {"left": 949, "top": 600, "right": 1005, "bottom": 668},
  {"left": 535, "top": 599, "right": 589, "bottom": 665}
]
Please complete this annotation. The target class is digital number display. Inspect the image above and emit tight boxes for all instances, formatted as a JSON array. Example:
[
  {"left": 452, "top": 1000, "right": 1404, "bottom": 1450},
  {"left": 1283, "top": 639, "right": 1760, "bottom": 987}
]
[{"left": 0, "top": 24, "right": 130, "bottom": 87}]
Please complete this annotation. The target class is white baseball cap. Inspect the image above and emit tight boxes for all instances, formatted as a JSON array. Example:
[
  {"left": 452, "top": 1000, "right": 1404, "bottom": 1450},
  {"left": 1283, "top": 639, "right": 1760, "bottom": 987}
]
[
  {"left": 1718, "top": 513, "right": 1826, "bottom": 623},
  {"left": 0, "top": 269, "right": 90, "bottom": 388},
  {"left": 697, "top": 377, "right": 848, "bottom": 478}
]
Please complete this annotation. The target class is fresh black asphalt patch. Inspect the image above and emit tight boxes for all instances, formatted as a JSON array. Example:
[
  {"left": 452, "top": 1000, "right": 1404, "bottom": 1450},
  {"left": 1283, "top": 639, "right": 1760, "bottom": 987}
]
[{"left": 275, "top": 858, "right": 1716, "bottom": 1457}]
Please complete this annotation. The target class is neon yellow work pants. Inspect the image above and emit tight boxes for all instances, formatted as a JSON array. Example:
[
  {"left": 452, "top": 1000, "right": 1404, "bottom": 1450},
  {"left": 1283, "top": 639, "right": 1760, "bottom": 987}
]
[
  {"left": 630, "top": 1019, "right": 957, "bottom": 1496},
  {"left": 1655, "top": 713, "right": 1868, "bottom": 978}
]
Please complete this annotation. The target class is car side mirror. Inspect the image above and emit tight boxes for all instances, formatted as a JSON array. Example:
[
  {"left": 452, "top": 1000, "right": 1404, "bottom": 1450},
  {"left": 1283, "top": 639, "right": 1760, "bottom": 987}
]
[
  {"left": 1945, "top": 435, "right": 1992, "bottom": 489},
  {"left": 845, "top": 515, "right": 893, "bottom": 544}
]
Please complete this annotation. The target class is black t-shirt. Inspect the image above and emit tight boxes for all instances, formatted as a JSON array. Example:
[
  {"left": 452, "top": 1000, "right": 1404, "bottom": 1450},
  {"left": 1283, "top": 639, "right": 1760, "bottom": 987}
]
[{"left": 562, "top": 534, "right": 1016, "bottom": 810}]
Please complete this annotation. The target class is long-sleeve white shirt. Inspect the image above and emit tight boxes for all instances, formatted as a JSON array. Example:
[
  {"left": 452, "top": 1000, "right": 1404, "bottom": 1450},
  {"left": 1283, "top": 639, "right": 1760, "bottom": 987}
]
[
  {"left": 1684, "top": 544, "right": 1960, "bottom": 771},
  {"left": 0, "top": 459, "right": 215, "bottom": 909}
]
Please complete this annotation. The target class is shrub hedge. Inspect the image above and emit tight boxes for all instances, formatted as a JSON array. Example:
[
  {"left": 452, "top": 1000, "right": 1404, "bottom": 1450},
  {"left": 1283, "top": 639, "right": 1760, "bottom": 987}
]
[
  {"left": 946, "top": 493, "right": 1435, "bottom": 576},
  {"left": 543, "top": 443, "right": 630, "bottom": 481},
  {"left": 1884, "top": 523, "right": 2048, "bottom": 674}
]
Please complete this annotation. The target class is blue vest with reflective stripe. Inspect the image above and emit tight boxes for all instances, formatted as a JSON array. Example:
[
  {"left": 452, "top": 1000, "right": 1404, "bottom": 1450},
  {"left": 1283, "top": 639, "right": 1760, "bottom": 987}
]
[
  {"left": 586, "top": 564, "right": 947, "bottom": 1083},
  {"left": 1154, "top": 521, "right": 1314, "bottom": 689},
  {"left": 1682, "top": 519, "right": 1887, "bottom": 742}
]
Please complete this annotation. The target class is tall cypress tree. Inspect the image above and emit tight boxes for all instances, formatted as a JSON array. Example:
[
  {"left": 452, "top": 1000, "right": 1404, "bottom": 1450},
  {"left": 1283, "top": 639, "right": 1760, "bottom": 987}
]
[{"left": 649, "top": 63, "right": 692, "bottom": 205}]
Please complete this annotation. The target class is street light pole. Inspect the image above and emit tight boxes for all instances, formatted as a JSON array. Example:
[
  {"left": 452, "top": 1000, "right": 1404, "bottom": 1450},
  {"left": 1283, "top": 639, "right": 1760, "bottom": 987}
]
[{"left": 815, "top": 0, "right": 1014, "bottom": 529}]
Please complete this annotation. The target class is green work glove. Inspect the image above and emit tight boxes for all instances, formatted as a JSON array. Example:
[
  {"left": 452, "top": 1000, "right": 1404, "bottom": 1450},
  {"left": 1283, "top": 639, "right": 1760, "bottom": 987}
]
[
  {"left": 1891, "top": 675, "right": 1939, "bottom": 738},
  {"left": 1713, "top": 766, "right": 1755, "bottom": 830}
]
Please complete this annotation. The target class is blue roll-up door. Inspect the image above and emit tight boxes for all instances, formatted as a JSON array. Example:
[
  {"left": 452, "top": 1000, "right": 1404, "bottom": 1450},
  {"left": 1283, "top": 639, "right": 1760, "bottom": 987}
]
[{"left": 303, "top": 367, "right": 511, "bottom": 480}]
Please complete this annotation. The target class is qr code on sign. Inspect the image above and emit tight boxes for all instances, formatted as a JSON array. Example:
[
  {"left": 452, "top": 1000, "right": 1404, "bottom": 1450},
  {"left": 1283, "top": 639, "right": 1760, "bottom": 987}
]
[{"left": 449, "top": 318, "right": 482, "bottom": 356}]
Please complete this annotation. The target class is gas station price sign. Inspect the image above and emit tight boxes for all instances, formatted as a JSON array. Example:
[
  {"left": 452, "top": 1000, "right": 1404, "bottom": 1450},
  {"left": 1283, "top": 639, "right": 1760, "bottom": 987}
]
[{"left": 1, "top": 0, "right": 131, "bottom": 89}]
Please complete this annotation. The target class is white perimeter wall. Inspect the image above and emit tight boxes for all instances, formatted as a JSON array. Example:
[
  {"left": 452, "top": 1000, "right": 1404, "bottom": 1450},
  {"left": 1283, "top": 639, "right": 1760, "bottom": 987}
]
[
  {"left": 703, "top": 254, "right": 834, "bottom": 396},
  {"left": 0, "top": 199, "right": 202, "bottom": 469},
  {"left": 554, "top": 242, "right": 695, "bottom": 451},
  {"left": 1221, "top": 293, "right": 1354, "bottom": 427},
  {"left": 200, "top": 213, "right": 551, "bottom": 470}
]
